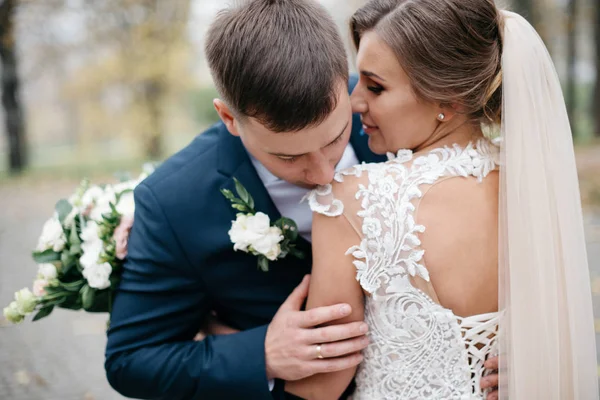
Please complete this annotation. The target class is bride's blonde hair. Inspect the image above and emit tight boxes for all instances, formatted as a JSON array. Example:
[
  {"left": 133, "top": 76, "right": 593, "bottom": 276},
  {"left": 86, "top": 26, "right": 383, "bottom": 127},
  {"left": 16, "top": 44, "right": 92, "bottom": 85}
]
[{"left": 350, "top": 0, "right": 503, "bottom": 124}]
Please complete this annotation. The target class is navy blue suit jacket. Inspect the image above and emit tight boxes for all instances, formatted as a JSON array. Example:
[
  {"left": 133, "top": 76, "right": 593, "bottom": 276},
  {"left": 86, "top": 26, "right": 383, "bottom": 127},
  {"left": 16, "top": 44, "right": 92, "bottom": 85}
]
[{"left": 105, "top": 76, "right": 385, "bottom": 400}]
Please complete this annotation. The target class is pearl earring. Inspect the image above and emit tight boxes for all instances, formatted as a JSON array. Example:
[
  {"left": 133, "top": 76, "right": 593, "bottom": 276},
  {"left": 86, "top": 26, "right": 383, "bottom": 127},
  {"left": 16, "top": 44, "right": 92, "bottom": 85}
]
[{"left": 437, "top": 113, "right": 445, "bottom": 121}]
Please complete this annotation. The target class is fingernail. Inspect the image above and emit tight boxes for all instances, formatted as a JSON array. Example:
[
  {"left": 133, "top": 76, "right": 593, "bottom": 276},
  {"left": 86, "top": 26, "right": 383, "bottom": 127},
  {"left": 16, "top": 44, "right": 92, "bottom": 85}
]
[
  {"left": 362, "top": 337, "right": 369, "bottom": 345},
  {"left": 340, "top": 305, "right": 351, "bottom": 315},
  {"left": 360, "top": 323, "right": 368, "bottom": 333}
]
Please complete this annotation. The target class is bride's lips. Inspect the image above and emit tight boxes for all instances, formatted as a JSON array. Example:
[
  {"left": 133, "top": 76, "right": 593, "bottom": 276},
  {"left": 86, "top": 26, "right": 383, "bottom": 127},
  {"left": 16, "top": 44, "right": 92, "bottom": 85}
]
[{"left": 362, "top": 122, "right": 379, "bottom": 135}]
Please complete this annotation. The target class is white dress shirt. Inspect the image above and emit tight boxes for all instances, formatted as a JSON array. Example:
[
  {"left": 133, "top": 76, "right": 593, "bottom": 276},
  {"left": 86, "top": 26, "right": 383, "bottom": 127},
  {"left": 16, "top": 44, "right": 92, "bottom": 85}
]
[{"left": 249, "top": 144, "right": 360, "bottom": 243}]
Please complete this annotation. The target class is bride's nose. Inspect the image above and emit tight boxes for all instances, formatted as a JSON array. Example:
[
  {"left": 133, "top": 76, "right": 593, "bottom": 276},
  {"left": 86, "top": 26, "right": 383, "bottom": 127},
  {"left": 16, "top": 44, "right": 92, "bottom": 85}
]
[{"left": 351, "top": 85, "right": 368, "bottom": 114}]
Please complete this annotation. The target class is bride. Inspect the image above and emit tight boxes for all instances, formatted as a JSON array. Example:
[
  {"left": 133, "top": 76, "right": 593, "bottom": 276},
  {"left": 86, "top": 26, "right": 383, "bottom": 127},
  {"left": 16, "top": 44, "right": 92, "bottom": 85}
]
[{"left": 287, "top": 0, "right": 598, "bottom": 399}]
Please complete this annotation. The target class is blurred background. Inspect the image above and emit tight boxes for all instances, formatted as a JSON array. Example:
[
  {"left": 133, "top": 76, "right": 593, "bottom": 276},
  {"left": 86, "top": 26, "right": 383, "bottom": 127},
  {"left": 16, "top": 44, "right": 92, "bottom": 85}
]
[{"left": 0, "top": 0, "right": 598, "bottom": 398}]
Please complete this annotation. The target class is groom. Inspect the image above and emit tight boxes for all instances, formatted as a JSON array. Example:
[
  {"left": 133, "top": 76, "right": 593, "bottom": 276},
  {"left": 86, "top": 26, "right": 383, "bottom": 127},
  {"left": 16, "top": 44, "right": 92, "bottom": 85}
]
[
  {"left": 105, "top": 0, "right": 499, "bottom": 399},
  {"left": 105, "top": 1, "right": 380, "bottom": 399}
]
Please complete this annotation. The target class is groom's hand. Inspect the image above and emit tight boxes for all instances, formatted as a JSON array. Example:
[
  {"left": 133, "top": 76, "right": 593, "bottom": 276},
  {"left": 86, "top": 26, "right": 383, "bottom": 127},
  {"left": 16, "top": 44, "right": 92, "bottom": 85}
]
[
  {"left": 265, "top": 275, "right": 368, "bottom": 381},
  {"left": 481, "top": 356, "right": 500, "bottom": 400}
]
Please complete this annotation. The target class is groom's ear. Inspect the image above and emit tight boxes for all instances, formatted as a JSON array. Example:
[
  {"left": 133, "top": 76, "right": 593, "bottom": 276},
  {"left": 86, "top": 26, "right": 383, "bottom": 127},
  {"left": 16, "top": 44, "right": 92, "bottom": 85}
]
[{"left": 213, "top": 99, "right": 241, "bottom": 136}]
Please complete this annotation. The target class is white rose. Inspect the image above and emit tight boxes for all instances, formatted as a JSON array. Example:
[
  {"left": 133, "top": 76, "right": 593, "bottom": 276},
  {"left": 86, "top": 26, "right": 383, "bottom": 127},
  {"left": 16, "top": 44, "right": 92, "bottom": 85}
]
[
  {"left": 80, "top": 186, "right": 105, "bottom": 209},
  {"left": 63, "top": 206, "right": 79, "bottom": 227},
  {"left": 32, "top": 279, "right": 49, "bottom": 297},
  {"left": 252, "top": 226, "right": 283, "bottom": 261},
  {"left": 38, "top": 263, "right": 58, "bottom": 280},
  {"left": 229, "top": 214, "right": 259, "bottom": 252},
  {"left": 246, "top": 212, "right": 271, "bottom": 235},
  {"left": 14, "top": 288, "right": 37, "bottom": 315},
  {"left": 80, "top": 243, "right": 103, "bottom": 270},
  {"left": 80, "top": 221, "right": 99, "bottom": 243},
  {"left": 90, "top": 188, "right": 116, "bottom": 222},
  {"left": 113, "top": 179, "right": 138, "bottom": 194},
  {"left": 3, "top": 302, "right": 23, "bottom": 324},
  {"left": 116, "top": 191, "right": 135, "bottom": 218},
  {"left": 37, "top": 217, "right": 66, "bottom": 252},
  {"left": 82, "top": 262, "right": 112, "bottom": 290}
]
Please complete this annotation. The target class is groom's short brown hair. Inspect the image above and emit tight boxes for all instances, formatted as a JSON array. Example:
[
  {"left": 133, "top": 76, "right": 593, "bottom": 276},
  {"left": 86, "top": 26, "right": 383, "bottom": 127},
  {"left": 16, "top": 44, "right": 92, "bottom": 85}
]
[{"left": 205, "top": 0, "right": 349, "bottom": 133}]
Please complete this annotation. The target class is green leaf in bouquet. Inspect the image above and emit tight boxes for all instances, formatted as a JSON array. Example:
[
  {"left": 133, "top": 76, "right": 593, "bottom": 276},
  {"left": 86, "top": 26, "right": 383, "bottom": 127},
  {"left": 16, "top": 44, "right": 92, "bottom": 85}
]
[
  {"left": 257, "top": 256, "right": 270, "bottom": 272},
  {"left": 55, "top": 199, "right": 73, "bottom": 225},
  {"left": 69, "top": 243, "right": 81, "bottom": 256},
  {"left": 81, "top": 285, "right": 96, "bottom": 310},
  {"left": 32, "top": 305, "right": 54, "bottom": 322},
  {"left": 69, "top": 224, "right": 81, "bottom": 246},
  {"left": 58, "top": 279, "right": 85, "bottom": 293},
  {"left": 115, "top": 188, "right": 133, "bottom": 203},
  {"left": 32, "top": 249, "right": 61, "bottom": 264},
  {"left": 60, "top": 252, "right": 75, "bottom": 269}
]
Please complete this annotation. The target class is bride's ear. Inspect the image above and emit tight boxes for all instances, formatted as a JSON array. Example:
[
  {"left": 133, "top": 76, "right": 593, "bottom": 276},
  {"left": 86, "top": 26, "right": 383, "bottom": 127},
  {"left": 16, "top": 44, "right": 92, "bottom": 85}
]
[
  {"left": 213, "top": 99, "right": 241, "bottom": 136},
  {"left": 436, "top": 104, "right": 462, "bottom": 122}
]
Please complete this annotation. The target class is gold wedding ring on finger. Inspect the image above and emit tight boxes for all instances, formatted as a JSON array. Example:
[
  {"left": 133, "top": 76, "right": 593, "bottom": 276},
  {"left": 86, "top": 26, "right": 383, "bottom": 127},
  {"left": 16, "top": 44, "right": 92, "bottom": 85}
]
[{"left": 316, "top": 344, "right": 324, "bottom": 359}]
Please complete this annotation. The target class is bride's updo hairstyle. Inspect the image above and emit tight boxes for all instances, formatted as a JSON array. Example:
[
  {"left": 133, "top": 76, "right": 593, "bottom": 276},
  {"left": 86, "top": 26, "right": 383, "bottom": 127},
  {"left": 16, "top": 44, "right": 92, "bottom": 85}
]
[{"left": 350, "top": 0, "right": 504, "bottom": 124}]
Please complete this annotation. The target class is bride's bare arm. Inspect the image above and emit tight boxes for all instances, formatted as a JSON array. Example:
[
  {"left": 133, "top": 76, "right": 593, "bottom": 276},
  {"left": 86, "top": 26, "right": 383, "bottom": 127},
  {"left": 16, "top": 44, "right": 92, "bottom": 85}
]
[{"left": 285, "top": 211, "right": 366, "bottom": 400}]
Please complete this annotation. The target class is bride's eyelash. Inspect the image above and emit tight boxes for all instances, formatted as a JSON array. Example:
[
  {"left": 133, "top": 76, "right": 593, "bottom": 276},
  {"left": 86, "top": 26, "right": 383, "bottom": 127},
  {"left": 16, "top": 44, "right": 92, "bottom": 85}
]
[{"left": 368, "top": 84, "right": 384, "bottom": 94}]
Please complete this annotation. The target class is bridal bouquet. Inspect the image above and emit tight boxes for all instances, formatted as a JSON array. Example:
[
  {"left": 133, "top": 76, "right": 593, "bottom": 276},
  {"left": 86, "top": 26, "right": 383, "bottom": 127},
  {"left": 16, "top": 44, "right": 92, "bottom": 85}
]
[{"left": 3, "top": 165, "right": 154, "bottom": 324}]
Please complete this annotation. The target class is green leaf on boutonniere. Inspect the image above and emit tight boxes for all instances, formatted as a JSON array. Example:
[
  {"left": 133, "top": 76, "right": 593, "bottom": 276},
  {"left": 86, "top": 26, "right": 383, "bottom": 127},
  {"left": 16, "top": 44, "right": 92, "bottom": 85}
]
[
  {"left": 221, "top": 178, "right": 257, "bottom": 214},
  {"left": 275, "top": 217, "right": 299, "bottom": 242},
  {"left": 288, "top": 247, "right": 306, "bottom": 260},
  {"left": 258, "top": 256, "right": 270, "bottom": 272},
  {"left": 234, "top": 178, "right": 254, "bottom": 209}
]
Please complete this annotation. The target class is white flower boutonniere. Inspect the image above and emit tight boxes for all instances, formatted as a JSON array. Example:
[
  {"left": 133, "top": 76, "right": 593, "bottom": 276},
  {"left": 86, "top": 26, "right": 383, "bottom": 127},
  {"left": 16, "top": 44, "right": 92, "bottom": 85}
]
[{"left": 222, "top": 178, "right": 305, "bottom": 272}]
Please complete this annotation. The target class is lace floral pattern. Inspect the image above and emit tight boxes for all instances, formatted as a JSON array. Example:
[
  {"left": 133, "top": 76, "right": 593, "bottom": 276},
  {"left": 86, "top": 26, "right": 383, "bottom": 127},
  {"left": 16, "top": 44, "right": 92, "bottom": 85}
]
[{"left": 308, "top": 139, "right": 501, "bottom": 399}]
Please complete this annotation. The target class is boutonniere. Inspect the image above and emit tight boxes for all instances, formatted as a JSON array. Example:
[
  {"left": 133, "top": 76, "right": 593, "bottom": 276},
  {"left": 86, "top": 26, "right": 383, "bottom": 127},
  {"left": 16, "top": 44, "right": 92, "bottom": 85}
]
[{"left": 221, "top": 178, "right": 305, "bottom": 272}]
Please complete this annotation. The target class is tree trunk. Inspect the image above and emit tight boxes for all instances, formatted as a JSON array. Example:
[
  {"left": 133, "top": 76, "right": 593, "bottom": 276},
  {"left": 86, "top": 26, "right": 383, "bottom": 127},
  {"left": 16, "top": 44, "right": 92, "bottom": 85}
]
[
  {"left": 0, "top": 0, "right": 27, "bottom": 173},
  {"left": 513, "top": 0, "right": 535, "bottom": 23},
  {"left": 142, "top": 79, "right": 164, "bottom": 160},
  {"left": 594, "top": 0, "right": 600, "bottom": 137},
  {"left": 566, "top": 0, "right": 577, "bottom": 135}
]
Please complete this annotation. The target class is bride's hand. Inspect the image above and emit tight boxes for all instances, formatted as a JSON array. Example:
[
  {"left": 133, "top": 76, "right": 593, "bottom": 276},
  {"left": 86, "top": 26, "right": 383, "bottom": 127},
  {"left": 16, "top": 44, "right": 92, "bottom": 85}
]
[
  {"left": 481, "top": 356, "right": 499, "bottom": 400},
  {"left": 194, "top": 312, "right": 240, "bottom": 341}
]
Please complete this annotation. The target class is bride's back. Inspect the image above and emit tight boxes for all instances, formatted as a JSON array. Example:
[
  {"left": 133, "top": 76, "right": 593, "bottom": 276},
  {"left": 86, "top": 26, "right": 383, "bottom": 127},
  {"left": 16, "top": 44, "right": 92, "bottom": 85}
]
[
  {"left": 310, "top": 139, "right": 502, "bottom": 399},
  {"left": 418, "top": 167, "right": 499, "bottom": 317}
]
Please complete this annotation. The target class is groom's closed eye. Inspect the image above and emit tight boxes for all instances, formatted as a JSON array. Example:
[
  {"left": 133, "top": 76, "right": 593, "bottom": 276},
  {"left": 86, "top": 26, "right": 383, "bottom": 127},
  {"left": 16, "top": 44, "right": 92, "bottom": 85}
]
[{"left": 273, "top": 122, "right": 349, "bottom": 163}]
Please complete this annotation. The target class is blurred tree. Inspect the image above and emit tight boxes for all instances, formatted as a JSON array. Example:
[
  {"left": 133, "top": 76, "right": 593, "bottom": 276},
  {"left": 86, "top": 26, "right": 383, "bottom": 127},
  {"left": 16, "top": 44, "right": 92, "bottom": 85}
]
[
  {"left": 512, "top": 0, "right": 535, "bottom": 23},
  {"left": 62, "top": 0, "right": 193, "bottom": 161},
  {"left": 595, "top": 0, "right": 600, "bottom": 137},
  {"left": 17, "top": 0, "right": 194, "bottom": 162},
  {"left": 0, "top": 0, "right": 27, "bottom": 173},
  {"left": 566, "top": 0, "right": 578, "bottom": 132}
]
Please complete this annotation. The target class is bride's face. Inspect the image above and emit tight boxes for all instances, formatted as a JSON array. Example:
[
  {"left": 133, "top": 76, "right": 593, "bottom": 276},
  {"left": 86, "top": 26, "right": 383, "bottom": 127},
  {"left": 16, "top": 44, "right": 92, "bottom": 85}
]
[{"left": 351, "top": 31, "right": 440, "bottom": 154}]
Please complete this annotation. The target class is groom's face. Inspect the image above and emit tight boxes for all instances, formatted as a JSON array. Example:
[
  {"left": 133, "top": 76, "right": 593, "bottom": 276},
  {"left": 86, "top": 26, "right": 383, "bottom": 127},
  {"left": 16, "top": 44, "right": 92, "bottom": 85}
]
[{"left": 217, "top": 85, "right": 353, "bottom": 189}]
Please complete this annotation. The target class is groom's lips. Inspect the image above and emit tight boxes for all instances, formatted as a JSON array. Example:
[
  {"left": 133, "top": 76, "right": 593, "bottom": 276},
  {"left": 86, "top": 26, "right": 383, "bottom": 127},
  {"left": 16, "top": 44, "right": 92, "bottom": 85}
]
[{"left": 362, "top": 122, "right": 378, "bottom": 135}]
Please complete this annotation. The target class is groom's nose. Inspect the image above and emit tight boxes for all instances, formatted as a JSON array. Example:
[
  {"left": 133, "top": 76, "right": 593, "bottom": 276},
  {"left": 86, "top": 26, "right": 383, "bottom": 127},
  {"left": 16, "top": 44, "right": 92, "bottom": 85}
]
[{"left": 305, "top": 153, "right": 335, "bottom": 186}]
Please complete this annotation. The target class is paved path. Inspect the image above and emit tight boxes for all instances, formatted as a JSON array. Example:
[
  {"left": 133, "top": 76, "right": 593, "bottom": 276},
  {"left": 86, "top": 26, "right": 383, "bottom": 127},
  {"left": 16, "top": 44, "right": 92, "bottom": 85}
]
[{"left": 0, "top": 177, "right": 599, "bottom": 399}]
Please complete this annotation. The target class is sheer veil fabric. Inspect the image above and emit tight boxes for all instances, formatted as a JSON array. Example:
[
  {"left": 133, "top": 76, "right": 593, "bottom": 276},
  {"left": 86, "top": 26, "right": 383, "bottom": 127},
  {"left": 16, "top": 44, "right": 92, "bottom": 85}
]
[{"left": 498, "top": 10, "right": 598, "bottom": 399}]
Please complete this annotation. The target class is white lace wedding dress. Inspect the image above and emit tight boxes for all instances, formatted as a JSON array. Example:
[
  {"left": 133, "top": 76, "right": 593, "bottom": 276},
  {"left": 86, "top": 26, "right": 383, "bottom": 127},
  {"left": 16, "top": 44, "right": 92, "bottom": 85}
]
[{"left": 308, "top": 138, "right": 502, "bottom": 400}]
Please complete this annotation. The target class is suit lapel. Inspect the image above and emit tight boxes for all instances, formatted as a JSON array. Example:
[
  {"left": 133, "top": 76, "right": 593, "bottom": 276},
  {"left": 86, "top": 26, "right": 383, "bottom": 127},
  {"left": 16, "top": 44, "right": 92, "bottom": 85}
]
[{"left": 217, "top": 129, "right": 282, "bottom": 223}]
